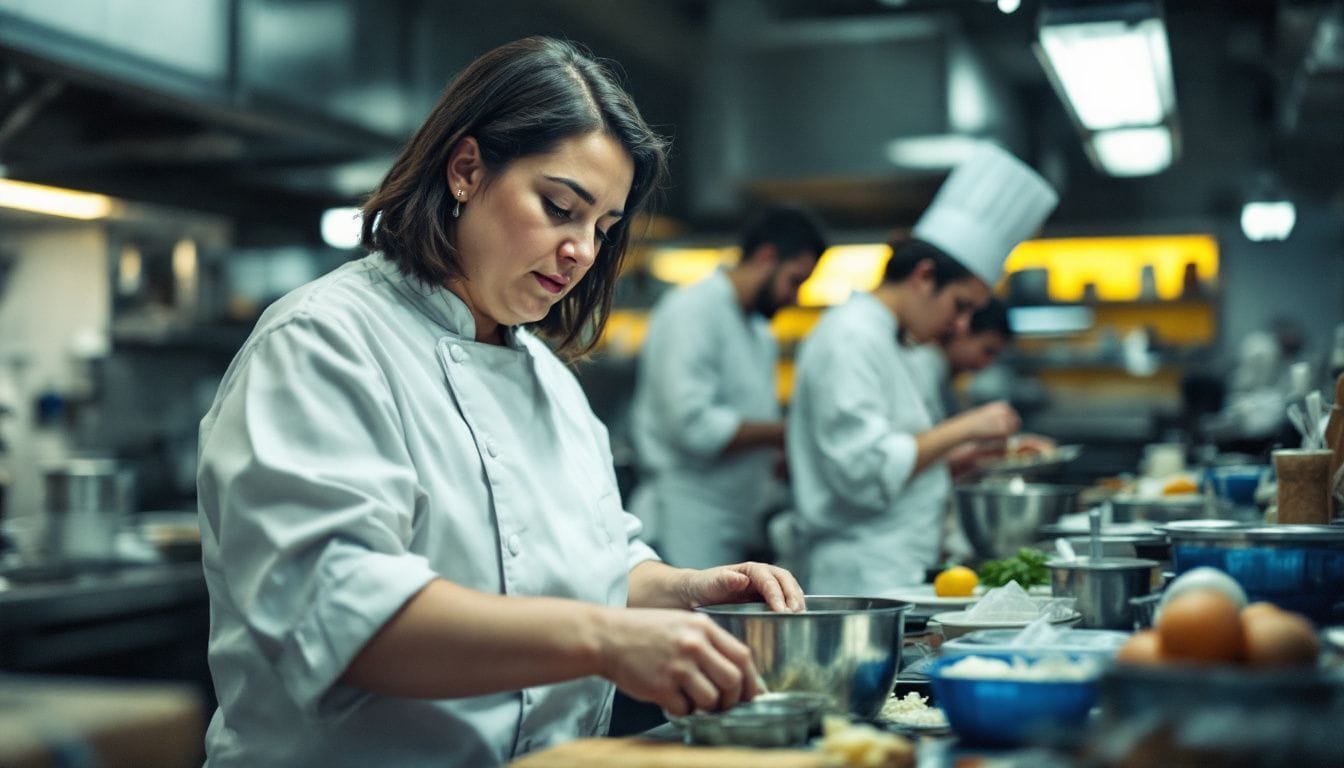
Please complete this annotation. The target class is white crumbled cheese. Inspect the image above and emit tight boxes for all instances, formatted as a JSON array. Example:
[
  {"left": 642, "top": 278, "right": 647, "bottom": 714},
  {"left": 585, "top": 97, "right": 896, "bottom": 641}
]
[
  {"left": 940, "top": 654, "right": 1100, "bottom": 682},
  {"left": 878, "top": 692, "right": 948, "bottom": 728}
]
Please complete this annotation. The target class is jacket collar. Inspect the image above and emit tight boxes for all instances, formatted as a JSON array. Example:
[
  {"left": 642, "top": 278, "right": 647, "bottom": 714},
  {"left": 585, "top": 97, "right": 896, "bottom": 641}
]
[{"left": 371, "top": 252, "right": 522, "bottom": 348}]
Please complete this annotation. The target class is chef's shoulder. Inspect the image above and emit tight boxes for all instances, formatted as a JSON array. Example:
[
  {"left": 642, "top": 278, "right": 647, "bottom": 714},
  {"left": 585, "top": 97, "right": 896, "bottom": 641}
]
[{"left": 237, "top": 258, "right": 398, "bottom": 358}]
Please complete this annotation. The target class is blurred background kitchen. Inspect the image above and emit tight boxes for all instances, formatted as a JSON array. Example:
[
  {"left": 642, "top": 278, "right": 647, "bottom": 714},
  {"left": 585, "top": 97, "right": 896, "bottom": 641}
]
[{"left": 0, "top": 0, "right": 1342, "bottom": 761}]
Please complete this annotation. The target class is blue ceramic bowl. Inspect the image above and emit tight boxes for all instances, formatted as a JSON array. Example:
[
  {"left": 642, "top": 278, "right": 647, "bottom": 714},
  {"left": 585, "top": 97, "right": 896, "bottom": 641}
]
[
  {"left": 1204, "top": 464, "right": 1268, "bottom": 506},
  {"left": 927, "top": 653, "right": 1098, "bottom": 747}
]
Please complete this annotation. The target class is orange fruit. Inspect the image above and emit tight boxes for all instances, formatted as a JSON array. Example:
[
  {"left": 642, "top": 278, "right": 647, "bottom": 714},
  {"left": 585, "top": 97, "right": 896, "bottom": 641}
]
[
  {"left": 934, "top": 566, "right": 979, "bottom": 597},
  {"left": 1158, "top": 589, "right": 1245, "bottom": 664}
]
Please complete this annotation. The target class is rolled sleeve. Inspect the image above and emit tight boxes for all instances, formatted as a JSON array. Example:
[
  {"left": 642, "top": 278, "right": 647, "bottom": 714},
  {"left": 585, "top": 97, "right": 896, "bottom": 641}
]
[{"left": 199, "top": 311, "right": 439, "bottom": 715}]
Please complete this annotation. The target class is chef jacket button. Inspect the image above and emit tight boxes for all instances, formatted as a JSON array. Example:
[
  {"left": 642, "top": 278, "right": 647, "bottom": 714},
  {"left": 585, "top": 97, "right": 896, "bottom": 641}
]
[
  {"left": 507, "top": 534, "right": 522, "bottom": 556},
  {"left": 449, "top": 344, "right": 467, "bottom": 362},
  {"left": 485, "top": 437, "right": 499, "bottom": 457}
]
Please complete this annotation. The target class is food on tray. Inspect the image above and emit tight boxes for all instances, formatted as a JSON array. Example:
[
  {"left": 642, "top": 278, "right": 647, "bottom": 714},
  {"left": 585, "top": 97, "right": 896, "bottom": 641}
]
[
  {"left": 977, "top": 548, "right": 1050, "bottom": 589},
  {"left": 933, "top": 565, "right": 979, "bottom": 597},
  {"left": 877, "top": 692, "right": 947, "bottom": 729},
  {"left": 818, "top": 716, "right": 915, "bottom": 768},
  {"left": 1161, "top": 477, "right": 1199, "bottom": 495},
  {"left": 1117, "top": 587, "right": 1319, "bottom": 668}
]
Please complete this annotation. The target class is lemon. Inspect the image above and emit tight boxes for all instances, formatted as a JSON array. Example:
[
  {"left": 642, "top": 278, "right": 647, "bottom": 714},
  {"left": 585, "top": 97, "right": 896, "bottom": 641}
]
[{"left": 934, "top": 565, "right": 979, "bottom": 597}]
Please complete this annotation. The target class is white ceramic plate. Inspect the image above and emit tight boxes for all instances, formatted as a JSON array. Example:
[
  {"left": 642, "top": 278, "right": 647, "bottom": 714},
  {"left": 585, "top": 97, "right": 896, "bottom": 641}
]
[
  {"left": 883, "top": 584, "right": 980, "bottom": 609},
  {"left": 928, "top": 610, "right": 1082, "bottom": 640}
]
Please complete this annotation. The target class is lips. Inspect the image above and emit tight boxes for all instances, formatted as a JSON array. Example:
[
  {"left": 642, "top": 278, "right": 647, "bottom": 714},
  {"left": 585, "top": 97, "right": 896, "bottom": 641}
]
[{"left": 534, "top": 272, "right": 566, "bottom": 295}]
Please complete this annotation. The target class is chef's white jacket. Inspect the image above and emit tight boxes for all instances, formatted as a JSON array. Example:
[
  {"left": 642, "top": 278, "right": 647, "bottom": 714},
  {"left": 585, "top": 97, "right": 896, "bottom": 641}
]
[
  {"left": 787, "top": 292, "right": 949, "bottom": 593},
  {"left": 629, "top": 269, "right": 780, "bottom": 568},
  {"left": 197, "top": 253, "right": 658, "bottom": 768}
]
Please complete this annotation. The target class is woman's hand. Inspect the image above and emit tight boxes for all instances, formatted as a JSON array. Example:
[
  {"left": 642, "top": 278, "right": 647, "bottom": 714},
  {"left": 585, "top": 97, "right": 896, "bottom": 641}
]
[
  {"left": 680, "top": 562, "right": 806, "bottom": 613},
  {"left": 597, "top": 607, "right": 763, "bottom": 716}
]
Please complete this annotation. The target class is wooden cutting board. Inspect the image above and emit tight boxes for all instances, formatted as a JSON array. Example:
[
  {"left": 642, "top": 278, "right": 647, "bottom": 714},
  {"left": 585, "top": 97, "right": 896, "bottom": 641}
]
[{"left": 509, "top": 737, "right": 838, "bottom": 768}]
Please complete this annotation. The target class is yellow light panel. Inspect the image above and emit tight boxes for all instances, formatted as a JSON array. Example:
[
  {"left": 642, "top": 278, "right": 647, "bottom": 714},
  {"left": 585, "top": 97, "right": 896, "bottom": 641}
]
[
  {"left": 648, "top": 247, "right": 737, "bottom": 286},
  {"left": 797, "top": 244, "right": 890, "bottom": 307},
  {"left": 1003, "top": 234, "right": 1218, "bottom": 302},
  {"left": 0, "top": 178, "right": 117, "bottom": 220}
]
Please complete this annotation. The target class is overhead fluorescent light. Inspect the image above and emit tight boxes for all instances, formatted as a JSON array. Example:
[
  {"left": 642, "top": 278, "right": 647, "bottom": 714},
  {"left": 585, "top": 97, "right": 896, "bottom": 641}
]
[
  {"left": 0, "top": 178, "right": 116, "bottom": 220},
  {"left": 885, "top": 134, "right": 991, "bottom": 170},
  {"left": 1089, "top": 126, "right": 1173, "bottom": 177},
  {"left": 1241, "top": 200, "right": 1296, "bottom": 241},
  {"left": 1038, "top": 15, "right": 1175, "bottom": 131}
]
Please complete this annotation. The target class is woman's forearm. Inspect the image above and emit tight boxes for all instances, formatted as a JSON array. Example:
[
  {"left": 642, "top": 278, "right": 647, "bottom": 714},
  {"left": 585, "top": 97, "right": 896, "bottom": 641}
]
[
  {"left": 340, "top": 578, "right": 609, "bottom": 698},
  {"left": 626, "top": 559, "right": 693, "bottom": 609}
]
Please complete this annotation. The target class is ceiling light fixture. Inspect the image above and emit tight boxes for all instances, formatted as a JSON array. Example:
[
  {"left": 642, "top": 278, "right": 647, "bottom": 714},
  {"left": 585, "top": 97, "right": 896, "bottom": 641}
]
[
  {"left": 1241, "top": 200, "right": 1296, "bottom": 242},
  {"left": 1088, "top": 126, "right": 1173, "bottom": 177},
  {"left": 1036, "top": 1, "right": 1179, "bottom": 177},
  {"left": 0, "top": 178, "right": 117, "bottom": 220}
]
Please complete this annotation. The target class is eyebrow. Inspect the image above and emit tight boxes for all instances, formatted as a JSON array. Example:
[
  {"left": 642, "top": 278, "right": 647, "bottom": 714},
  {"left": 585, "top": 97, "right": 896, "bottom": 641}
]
[{"left": 546, "top": 176, "right": 625, "bottom": 219}]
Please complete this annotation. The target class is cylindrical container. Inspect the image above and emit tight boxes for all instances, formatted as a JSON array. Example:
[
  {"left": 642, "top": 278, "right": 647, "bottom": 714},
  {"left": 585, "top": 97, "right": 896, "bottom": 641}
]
[
  {"left": 696, "top": 596, "right": 911, "bottom": 720},
  {"left": 1273, "top": 449, "right": 1333, "bottom": 524},
  {"left": 43, "top": 457, "right": 130, "bottom": 562},
  {"left": 1048, "top": 557, "right": 1160, "bottom": 629}
]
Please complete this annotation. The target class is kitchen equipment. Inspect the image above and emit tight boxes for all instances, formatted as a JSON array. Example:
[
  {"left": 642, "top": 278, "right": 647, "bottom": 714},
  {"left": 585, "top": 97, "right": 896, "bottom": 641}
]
[
  {"left": 940, "top": 628, "right": 1129, "bottom": 660},
  {"left": 1158, "top": 520, "right": 1344, "bottom": 624},
  {"left": 1108, "top": 493, "right": 1223, "bottom": 524},
  {"left": 1204, "top": 464, "right": 1270, "bottom": 506},
  {"left": 930, "top": 607, "right": 1082, "bottom": 640},
  {"left": 669, "top": 693, "right": 830, "bottom": 747},
  {"left": 42, "top": 457, "right": 134, "bottom": 563},
  {"left": 976, "top": 444, "right": 1082, "bottom": 478},
  {"left": 955, "top": 481, "right": 1080, "bottom": 561},
  {"left": 1274, "top": 448, "right": 1334, "bottom": 524},
  {"left": 1094, "top": 664, "right": 1344, "bottom": 766},
  {"left": 1047, "top": 556, "right": 1160, "bottom": 629},
  {"left": 696, "top": 597, "right": 911, "bottom": 720},
  {"left": 927, "top": 653, "right": 1099, "bottom": 747}
]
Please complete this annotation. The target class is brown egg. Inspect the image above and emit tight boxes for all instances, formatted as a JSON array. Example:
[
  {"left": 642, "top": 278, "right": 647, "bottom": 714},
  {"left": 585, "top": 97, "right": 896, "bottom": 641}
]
[
  {"left": 1158, "top": 589, "right": 1245, "bottom": 664},
  {"left": 1115, "top": 629, "right": 1164, "bottom": 665},
  {"left": 1242, "top": 605, "right": 1320, "bottom": 667}
]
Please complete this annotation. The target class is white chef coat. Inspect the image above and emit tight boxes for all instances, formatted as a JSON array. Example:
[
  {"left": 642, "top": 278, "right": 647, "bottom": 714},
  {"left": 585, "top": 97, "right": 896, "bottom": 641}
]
[
  {"left": 197, "top": 253, "right": 658, "bottom": 768},
  {"left": 787, "top": 292, "right": 950, "bottom": 593},
  {"left": 629, "top": 269, "right": 781, "bottom": 568},
  {"left": 903, "top": 343, "right": 952, "bottom": 423}
]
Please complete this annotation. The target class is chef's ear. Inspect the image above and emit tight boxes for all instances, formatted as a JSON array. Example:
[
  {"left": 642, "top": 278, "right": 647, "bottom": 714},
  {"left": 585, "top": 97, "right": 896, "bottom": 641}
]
[
  {"left": 446, "top": 137, "right": 484, "bottom": 198},
  {"left": 911, "top": 257, "right": 938, "bottom": 292}
]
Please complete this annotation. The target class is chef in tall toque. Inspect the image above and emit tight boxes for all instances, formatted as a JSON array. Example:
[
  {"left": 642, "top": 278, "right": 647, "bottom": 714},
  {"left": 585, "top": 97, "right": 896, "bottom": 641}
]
[{"left": 787, "top": 143, "right": 1059, "bottom": 594}]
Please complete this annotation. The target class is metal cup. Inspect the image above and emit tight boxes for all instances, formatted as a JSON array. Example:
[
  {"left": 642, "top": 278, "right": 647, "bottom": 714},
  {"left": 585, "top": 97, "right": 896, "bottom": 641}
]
[{"left": 1049, "top": 557, "right": 1160, "bottom": 629}]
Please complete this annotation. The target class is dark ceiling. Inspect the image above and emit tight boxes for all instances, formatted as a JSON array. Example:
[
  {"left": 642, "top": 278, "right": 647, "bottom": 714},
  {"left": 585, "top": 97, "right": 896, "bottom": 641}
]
[{"left": 0, "top": 0, "right": 1340, "bottom": 242}]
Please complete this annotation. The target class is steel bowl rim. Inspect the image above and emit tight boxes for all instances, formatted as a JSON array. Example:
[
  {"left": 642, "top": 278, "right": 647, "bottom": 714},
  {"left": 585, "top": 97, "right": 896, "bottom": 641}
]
[{"left": 696, "top": 596, "right": 913, "bottom": 617}]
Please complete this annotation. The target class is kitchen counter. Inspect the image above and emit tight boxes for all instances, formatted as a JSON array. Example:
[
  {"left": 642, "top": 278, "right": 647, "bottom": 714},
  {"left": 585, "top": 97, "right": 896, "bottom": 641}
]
[{"left": 0, "top": 560, "right": 208, "bottom": 672}]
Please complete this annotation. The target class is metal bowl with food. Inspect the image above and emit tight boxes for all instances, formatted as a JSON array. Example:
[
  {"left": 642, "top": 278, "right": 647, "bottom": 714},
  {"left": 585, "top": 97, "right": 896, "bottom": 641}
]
[
  {"left": 669, "top": 692, "right": 832, "bottom": 747},
  {"left": 1109, "top": 493, "right": 1226, "bottom": 524},
  {"left": 696, "top": 596, "right": 912, "bottom": 720},
  {"left": 956, "top": 480, "right": 1081, "bottom": 561}
]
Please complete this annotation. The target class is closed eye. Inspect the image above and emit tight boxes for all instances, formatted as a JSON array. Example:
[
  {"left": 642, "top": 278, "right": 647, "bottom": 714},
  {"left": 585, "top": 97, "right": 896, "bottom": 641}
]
[{"left": 543, "top": 198, "right": 572, "bottom": 222}]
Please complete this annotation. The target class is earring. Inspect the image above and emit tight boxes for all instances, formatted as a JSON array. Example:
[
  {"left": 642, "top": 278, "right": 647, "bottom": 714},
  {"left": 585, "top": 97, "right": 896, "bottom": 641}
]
[{"left": 452, "top": 188, "right": 464, "bottom": 219}]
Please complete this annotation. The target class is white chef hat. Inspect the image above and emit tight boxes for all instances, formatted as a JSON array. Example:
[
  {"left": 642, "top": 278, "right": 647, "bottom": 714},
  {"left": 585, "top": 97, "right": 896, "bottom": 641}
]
[{"left": 911, "top": 143, "right": 1059, "bottom": 287}]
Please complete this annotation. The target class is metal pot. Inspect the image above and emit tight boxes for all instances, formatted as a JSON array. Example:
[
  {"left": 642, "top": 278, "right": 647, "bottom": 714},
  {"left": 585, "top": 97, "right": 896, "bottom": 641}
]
[
  {"left": 1109, "top": 494, "right": 1225, "bottom": 524},
  {"left": 1048, "top": 556, "right": 1160, "bottom": 629},
  {"left": 696, "top": 596, "right": 912, "bottom": 720},
  {"left": 43, "top": 457, "right": 133, "bottom": 562},
  {"left": 956, "top": 481, "right": 1080, "bottom": 561}
]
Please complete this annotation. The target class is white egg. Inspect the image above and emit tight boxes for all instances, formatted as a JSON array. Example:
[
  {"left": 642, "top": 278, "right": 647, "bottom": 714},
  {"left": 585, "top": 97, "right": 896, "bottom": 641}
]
[{"left": 1156, "top": 567, "right": 1247, "bottom": 622}]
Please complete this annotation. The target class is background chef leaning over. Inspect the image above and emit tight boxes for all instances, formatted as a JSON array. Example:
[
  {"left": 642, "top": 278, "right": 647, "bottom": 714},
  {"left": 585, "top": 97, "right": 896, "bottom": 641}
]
[
  {"left": 786, "top": 144, "right": 1060, "bottom": 595},
  {"left": 629, "top": 205, "right": 828, "bottom": 569}
]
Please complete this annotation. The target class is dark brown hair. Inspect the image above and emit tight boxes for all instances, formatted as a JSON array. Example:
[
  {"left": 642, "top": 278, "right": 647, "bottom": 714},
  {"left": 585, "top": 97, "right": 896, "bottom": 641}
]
[
  {"left": 881, "top": 237, "right": 974, "bottom": 290},
  {"left": 361, "top": 36, "right": 668, "bottom": 357}
]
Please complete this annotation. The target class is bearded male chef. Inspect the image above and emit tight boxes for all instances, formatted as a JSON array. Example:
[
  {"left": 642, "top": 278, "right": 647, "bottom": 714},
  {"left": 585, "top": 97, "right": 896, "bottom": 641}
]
[{"left": 787, "top": 144, "right": 1058, "bottom": 593}]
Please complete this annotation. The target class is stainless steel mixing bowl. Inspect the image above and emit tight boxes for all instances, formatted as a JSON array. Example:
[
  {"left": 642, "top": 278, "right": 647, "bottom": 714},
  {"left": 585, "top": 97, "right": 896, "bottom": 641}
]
[
  {"left": 955, "top": 481, "right": 1080, "bottom": 560},
  {"left": 696, "top": 596, "right": 912, "bottom": 720}
]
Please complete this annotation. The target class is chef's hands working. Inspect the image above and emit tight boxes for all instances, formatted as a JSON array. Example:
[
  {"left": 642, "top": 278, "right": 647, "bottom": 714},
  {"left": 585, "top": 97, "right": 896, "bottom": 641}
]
[{"left": 615, "top": 560, "right": 805, "bottom": 716}]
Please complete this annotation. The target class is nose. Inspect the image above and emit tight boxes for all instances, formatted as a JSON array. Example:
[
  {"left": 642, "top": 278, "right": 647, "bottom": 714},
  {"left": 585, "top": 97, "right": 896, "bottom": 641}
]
[
  {"left": 953, "top": 313, "right": 972, "bottom": 335},
  {"left": 560, "top": 235, "right": 597, "bottom": 268}
]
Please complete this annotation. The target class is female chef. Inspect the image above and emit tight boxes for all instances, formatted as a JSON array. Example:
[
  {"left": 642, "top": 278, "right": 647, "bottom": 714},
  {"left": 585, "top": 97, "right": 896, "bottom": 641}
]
[{"left": 196, "top": 36, "right": 803, "bottom": 768}]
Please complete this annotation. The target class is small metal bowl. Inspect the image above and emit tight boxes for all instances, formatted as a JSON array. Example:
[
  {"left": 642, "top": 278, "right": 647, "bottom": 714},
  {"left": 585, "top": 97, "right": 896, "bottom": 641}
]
[{"left": 670, "top": 692, "right": 832, "bottom": 747}]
